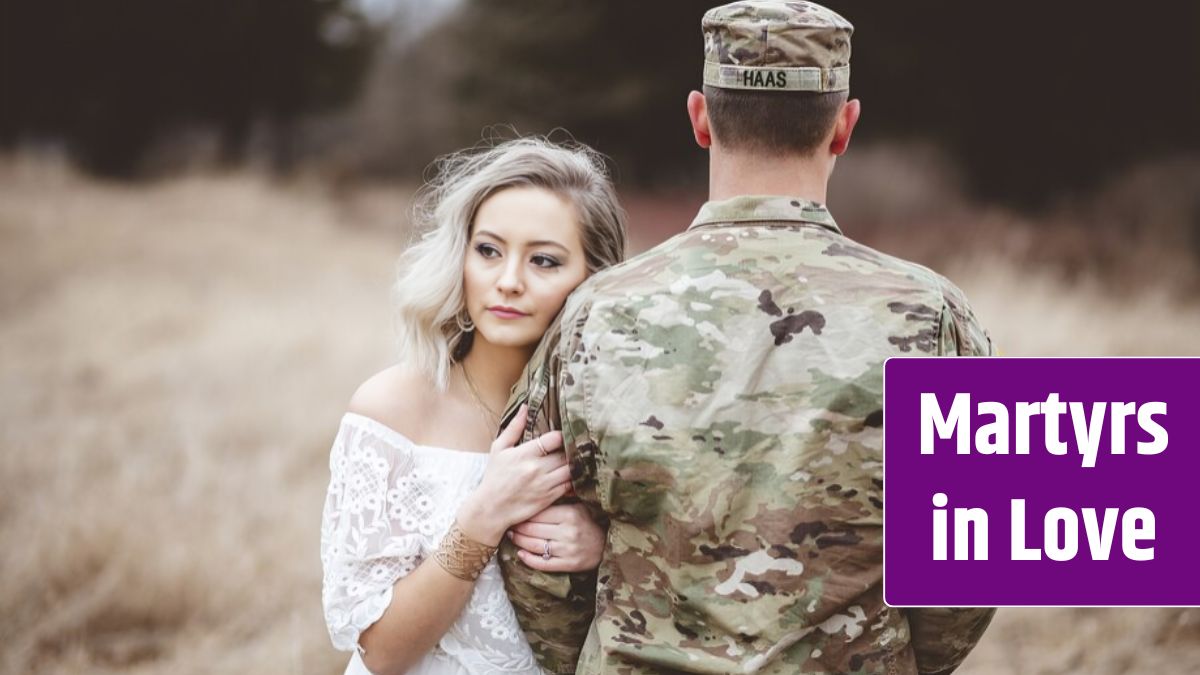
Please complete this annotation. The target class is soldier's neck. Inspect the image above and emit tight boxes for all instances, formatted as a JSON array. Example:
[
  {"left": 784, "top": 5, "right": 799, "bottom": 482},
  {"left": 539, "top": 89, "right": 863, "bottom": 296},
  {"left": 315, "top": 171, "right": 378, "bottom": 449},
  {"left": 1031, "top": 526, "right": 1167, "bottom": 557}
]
[{"left": 708, "top": 148, "right": 832, "bottom": 205}]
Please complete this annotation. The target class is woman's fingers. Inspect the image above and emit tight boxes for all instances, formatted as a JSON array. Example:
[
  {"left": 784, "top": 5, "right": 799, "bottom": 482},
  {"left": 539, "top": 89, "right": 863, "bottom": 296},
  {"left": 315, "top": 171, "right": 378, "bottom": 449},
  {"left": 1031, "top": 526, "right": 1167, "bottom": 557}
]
[
  {"left": 544, "top": 463, "right": 573, "bottom": 486},
  {"left": 491, "top": 404, "right": 528, "bottom": 453},
  {"left": 541, "top": 430, "right": 563, "bottom": 450},
  {"left": 525, "top": 502, "right": 590, "bottom": 523},
  {"left": 522, "top": 430, "right": 563, "bottom": 456},
  {"left": 524, "top": 504, "right": 571, "bottom": 524},
  {"left": 508, "top": 530, "right": 560, "bottom": 556},
  {"left": 516, "top": 547, "right": 579, "bottom": 573},
  {"left": 510, "top": 521, "right": 558, "bottom": 540}
]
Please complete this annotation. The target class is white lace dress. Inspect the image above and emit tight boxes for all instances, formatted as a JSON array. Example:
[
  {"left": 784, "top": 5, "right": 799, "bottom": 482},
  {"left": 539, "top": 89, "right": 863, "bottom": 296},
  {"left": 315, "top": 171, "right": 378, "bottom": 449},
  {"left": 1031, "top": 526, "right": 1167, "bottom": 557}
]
[{"left": 320, "top": 412, "right": 545, "bottom": 675}]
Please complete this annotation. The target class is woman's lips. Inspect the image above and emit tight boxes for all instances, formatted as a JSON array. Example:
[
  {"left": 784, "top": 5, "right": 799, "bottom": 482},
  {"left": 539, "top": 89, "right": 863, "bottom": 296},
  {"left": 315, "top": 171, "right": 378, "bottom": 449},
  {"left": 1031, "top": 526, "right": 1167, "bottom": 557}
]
[{"left": 488, "top": 308, "right": 528, "bottom": 320}]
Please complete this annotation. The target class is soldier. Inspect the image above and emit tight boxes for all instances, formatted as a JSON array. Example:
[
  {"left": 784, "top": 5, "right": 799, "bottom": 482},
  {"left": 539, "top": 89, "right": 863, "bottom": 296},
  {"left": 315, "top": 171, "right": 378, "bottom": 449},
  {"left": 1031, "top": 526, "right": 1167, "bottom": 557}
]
[{"left": 496, "top": 2, "right": 996, "bottom": 673}]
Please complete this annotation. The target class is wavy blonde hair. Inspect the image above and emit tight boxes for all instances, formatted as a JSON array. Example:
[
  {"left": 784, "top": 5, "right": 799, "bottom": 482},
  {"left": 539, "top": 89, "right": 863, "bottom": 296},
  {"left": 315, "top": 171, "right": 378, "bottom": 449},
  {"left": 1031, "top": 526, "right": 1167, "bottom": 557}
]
[{"left": 391, "top": 136, "right": 627, "bottom": 392}]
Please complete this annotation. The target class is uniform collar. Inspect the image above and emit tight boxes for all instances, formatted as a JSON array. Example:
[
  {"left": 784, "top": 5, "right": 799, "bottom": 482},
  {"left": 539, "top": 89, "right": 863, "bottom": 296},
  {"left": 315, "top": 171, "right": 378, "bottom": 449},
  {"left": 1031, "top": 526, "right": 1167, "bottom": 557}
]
[{"left": 688, "top": 195, "right": 841, "bottom": 235}]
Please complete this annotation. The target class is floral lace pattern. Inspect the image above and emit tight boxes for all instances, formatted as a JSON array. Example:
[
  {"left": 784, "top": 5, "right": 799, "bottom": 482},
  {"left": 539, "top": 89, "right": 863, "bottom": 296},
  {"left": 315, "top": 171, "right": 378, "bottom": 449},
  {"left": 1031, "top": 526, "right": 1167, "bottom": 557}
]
[{"left": 320, "top": 413, "right": 543, "bottom": 674}]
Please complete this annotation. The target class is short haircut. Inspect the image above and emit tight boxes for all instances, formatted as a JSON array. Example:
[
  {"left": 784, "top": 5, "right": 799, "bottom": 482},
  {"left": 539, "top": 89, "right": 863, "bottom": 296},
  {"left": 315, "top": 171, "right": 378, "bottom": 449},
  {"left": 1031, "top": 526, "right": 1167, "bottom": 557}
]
[{"left": 703, "top": 85, "right": 847, "bottom": 157}]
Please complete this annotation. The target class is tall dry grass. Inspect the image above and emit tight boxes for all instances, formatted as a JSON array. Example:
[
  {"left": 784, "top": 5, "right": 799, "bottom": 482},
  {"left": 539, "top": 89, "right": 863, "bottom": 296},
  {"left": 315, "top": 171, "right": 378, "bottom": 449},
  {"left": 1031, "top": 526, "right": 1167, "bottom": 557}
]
[
  {"left": 0, "top": 157, "right": 407, "bottom": 674},
  {"left": 1, "top": 153, "right": 1197, "bottom": 674}
]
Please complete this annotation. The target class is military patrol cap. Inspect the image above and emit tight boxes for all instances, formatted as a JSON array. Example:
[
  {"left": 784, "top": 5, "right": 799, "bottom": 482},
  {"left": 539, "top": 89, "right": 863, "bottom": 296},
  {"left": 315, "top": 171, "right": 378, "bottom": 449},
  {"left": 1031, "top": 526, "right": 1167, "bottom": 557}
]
[{"left": 703, "top": 1, "right": 853, "bottom": 92}]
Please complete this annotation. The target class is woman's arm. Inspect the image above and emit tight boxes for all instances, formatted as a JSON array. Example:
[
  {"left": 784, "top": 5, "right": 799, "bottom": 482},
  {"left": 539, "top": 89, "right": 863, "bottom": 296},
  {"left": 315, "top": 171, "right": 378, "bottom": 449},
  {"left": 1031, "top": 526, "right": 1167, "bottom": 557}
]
[
  {"left": 355, "top": 405, "right": 571, "bottom": 675},
  {"left": 358, "top": 552, "right": 475, "bottom": 674},
  {"left": 357, "top": 497, "right": 499, "bottom": 674}
]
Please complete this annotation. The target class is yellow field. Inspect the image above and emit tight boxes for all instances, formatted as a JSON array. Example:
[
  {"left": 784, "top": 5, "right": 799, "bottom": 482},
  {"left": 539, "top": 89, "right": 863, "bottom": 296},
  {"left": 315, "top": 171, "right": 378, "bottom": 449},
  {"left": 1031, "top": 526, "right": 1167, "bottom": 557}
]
[{"left": 2, "top": 158, "right": 1197, "bottom": 674}]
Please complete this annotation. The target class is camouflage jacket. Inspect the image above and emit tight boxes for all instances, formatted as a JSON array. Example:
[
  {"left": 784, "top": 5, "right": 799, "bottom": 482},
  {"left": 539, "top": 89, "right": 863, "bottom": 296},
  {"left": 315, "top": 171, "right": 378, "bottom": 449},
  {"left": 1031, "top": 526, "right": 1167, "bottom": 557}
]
[{"left": 497, "top": 196, "right": 996, "bottom": 675}]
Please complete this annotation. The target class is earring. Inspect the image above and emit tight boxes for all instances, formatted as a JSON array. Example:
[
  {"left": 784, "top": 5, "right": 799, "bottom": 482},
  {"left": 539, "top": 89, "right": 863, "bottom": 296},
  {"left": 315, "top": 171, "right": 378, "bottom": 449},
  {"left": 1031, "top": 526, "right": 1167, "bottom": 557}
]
[{"left": 456, "top": 311, "right": 475, "bottom": 333}]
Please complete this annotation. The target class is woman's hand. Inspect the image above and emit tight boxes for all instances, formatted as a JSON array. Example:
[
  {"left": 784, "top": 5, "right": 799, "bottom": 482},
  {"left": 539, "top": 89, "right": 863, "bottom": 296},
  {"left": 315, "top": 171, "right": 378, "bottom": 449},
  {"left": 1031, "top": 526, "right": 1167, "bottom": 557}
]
[
  {"left": 507, "top": 502, "right": 606, "bottom": 573},
  {"left": 457, "top": 405, "right": 568, "bottom": 546}
]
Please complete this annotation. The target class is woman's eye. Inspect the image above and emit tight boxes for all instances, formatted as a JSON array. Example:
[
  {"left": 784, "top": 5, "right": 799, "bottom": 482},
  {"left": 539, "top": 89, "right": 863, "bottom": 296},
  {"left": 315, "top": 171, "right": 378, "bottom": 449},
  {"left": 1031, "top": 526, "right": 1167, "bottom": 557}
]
[
  {"left": 532, "top": 255, "right": 561, "bottom": 269},
  {"left": 475, "top": 243, "right": 499, "bottom": 258}
]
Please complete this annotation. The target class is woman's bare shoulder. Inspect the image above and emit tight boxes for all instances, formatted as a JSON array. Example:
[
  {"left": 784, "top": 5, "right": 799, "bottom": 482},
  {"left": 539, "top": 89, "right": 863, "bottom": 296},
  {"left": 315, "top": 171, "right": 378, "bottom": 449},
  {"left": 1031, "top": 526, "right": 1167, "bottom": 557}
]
[{"left": 347, "top": 364, "right": 438, "bottom": 441}]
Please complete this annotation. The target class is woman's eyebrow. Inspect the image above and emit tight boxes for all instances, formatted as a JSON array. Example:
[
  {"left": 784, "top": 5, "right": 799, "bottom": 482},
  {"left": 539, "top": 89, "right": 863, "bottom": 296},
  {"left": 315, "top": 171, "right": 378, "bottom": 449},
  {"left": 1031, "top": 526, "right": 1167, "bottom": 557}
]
[{"left": 475, "top": 229, "right": 569, "bottom": 252}]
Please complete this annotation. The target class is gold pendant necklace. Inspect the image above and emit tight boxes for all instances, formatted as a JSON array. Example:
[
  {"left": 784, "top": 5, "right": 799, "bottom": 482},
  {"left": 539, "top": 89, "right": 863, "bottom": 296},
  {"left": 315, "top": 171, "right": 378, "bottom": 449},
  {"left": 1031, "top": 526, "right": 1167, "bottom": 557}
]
[{"left": 460, "top": 363, "right": 500, "bottom": 435}]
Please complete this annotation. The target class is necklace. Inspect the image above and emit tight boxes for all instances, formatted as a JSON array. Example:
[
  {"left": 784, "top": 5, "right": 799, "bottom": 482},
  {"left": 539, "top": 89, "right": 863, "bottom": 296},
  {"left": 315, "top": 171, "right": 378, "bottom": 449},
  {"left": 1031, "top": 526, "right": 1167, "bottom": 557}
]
[{"left": 459, "top": 363, "right": 500, "bottom": 434}]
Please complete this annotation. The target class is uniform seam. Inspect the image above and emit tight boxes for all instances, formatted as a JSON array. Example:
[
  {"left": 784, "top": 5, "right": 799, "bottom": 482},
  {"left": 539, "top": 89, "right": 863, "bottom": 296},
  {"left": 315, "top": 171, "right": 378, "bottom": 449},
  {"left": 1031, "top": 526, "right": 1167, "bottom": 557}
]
[
  {"left": 690, "top": 218, "right": 842, "bottom": 236},
  {"left": 574, "top": 301, "right": 605, "bottom": 512},
  {"left": 934, "top": 296, "right": 951, "bottom": 356}
]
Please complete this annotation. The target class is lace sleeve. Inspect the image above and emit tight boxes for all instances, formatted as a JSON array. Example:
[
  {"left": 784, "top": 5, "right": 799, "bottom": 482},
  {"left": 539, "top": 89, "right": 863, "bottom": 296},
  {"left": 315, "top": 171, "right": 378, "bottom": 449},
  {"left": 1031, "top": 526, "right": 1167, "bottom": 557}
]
[{"left": 320, "top": 415, "right": 427, "bottom": 654}]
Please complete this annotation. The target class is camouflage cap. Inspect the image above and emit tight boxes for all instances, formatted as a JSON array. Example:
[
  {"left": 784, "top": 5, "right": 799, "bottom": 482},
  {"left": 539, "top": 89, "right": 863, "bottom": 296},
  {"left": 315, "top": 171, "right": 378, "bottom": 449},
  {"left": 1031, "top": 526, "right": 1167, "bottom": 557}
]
[{"left": 703, "top": 1, "right": 853, "bottom": 92}]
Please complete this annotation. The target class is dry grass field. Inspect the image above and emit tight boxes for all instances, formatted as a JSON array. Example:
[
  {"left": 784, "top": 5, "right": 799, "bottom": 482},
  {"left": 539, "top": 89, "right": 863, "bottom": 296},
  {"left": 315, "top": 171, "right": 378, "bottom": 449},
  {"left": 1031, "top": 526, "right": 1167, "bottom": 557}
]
[{"left": 2, "top": 156, "right": 1198, "bottom": 674}]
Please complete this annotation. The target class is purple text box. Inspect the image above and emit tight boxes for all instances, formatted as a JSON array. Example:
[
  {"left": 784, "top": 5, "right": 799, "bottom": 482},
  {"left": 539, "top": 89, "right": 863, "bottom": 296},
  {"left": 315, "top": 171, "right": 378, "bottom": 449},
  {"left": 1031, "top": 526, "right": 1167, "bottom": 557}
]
[{"left": 884, "top": 357, "right": 1200, "bottom": 606}]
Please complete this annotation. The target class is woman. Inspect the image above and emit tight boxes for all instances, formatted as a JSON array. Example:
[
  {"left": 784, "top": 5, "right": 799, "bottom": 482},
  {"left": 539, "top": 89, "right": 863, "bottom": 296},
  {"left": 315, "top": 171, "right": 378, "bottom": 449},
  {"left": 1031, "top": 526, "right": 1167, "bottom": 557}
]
[{"left": 320, "top": 137, "right": 627, "bottom": 675}]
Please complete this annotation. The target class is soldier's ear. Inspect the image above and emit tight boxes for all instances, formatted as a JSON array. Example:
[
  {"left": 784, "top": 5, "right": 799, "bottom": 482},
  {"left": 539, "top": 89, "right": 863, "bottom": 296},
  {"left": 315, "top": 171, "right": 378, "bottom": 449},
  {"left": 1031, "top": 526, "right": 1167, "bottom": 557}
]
[
  {"left": 686, "top": 91, "right": 711, "bottom": 149},
  {"left": 830, "top": 98, "right": 861, "bottom": 156}
]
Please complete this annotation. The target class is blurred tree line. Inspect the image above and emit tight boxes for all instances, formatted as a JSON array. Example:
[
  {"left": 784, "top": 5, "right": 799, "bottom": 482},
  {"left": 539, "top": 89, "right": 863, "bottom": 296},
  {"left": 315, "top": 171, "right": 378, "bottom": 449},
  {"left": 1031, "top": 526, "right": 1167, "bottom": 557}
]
[
  {"left": 0, "top": 0, "right": 377, "bottom": 176},
  {"left": 381, "top": 0, "right": 1200, "bottom": 206},
  {"left": 3, "top": 0, "right": 1198, "bottom": 211}
]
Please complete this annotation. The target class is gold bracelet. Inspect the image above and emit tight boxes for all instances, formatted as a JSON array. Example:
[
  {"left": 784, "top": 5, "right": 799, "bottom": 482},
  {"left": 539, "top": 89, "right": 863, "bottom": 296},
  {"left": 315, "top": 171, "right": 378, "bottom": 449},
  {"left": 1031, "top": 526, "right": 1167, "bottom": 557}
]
[{"left": 433, "top": 521, "right": 498, "bottom": 581}]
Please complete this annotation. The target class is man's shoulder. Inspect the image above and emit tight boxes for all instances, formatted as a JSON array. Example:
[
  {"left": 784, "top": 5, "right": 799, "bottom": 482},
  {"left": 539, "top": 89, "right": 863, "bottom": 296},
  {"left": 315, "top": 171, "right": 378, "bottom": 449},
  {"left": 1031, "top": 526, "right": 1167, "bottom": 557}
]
[
  {"left": 862, "top": 245, "right": 971, "bottom": 303},
  {"left": 572, "top": 225, "right": 967, "bottom": 312},
  {"left": 792, "top": 227, "right": 965, "bottom": 296},
  {"left": 836, "top": 242, "right": 991, "bottom": 354},
  {"left": 565, "top": 228, "right": 708, "bottom": 302}
]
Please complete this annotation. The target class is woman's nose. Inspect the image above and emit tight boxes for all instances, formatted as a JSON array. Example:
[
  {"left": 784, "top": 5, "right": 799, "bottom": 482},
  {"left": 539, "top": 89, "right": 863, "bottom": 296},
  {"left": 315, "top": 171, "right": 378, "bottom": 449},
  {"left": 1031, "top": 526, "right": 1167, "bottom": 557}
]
[{"left": 496, "top": 258, "right": 524, "bottom": 294}]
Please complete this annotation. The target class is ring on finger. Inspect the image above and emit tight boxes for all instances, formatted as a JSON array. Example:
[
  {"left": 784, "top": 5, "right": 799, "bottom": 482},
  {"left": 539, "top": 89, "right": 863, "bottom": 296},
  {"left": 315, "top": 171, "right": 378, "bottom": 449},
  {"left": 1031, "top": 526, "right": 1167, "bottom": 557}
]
[
  {"left": 542, "top": 539, "right": 552, "bottom": 560},
  {"left": 535, "top": 437, "right": 548, "bottom": 455}
]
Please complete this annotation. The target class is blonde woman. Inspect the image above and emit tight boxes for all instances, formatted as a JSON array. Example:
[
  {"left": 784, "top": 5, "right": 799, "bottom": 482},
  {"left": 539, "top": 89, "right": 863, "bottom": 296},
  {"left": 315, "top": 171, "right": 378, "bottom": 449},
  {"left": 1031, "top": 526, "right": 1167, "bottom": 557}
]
[{"left": 320, "top": 138, "right": 627, "bottom": 675}]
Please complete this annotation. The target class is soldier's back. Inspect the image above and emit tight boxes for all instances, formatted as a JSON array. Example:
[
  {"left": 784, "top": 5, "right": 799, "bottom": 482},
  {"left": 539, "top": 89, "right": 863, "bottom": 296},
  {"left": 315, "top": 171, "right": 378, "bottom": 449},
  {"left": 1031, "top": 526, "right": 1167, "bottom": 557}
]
[{"left": 559, "top": 196, "right": 990, "bottom": 674}]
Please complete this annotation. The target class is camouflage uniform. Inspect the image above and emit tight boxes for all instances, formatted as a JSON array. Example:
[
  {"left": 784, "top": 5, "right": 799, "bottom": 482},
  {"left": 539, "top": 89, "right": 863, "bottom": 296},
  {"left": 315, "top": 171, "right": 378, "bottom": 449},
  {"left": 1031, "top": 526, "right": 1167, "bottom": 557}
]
[
  {"left": 497, "top": 196, "right": 995, "bottom": 674},
  {"left": 496, "top": 3, "right": 996, "bottom": 674}
]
